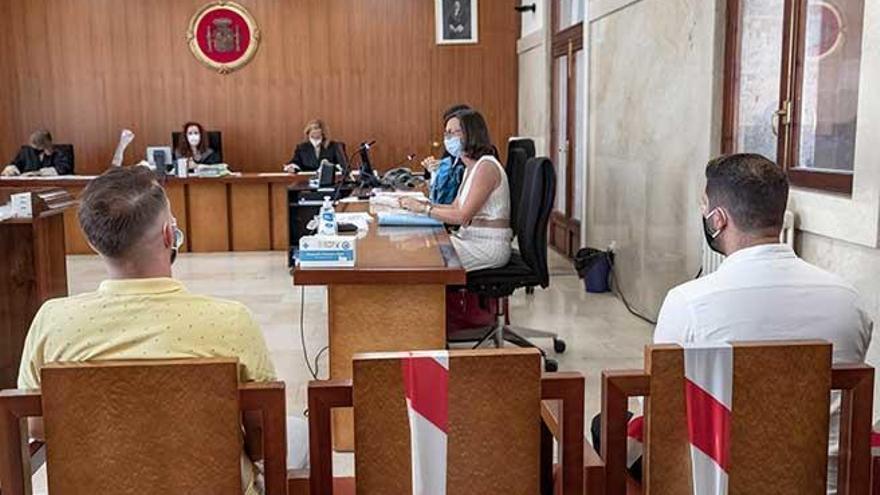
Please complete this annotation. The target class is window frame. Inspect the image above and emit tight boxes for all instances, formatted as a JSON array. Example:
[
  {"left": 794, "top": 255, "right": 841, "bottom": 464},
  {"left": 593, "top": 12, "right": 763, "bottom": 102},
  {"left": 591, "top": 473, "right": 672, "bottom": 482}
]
[
  {"left": 722, "top": 0, "right": 859, "bottom": 195},
  {"left": 548, "top": 0, "right": 584, "bottom": 256}
]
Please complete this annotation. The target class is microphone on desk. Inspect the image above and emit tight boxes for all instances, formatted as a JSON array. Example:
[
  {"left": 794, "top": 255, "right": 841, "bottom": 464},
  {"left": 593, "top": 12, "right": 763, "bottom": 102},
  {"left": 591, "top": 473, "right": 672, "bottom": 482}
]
[{"left": 344, "top": 140, "right": 378, "bottom": 170}]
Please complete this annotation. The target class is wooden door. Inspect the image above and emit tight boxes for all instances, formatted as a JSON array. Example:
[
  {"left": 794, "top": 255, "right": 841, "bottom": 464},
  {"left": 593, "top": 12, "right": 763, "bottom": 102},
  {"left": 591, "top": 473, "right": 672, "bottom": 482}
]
[{"left": 549, "top": 0, "right": 585, "bottom": 256}]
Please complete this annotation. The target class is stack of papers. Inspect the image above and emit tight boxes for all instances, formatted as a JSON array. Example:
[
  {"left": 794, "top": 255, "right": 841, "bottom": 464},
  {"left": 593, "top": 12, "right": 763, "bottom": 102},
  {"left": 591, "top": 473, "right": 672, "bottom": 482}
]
[
  {"left": 195, "top": 163, "right": 232, "bottom": 177},
  {"left": 370, "top": 191, "right": 427, "bottom": 214}
]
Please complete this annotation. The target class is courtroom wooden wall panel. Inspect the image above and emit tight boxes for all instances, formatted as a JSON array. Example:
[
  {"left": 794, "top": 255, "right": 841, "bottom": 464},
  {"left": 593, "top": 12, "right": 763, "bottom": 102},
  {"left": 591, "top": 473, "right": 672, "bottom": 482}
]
[
  {"left": 0, "top": 1, "right": 518, "bottom": 174},
  {"left": 229, "top": 184, "right": 271, "bottom": 251},
  {"left": 0, "top": 0, "right": 22, "bottom": 160},
  {"left": 0, "top": 224, "right": 35, "bottom": 388},
  {"left": 34, "top": 215, "right": 69, "bottom": 302},
  {"left": 61, "top": 186, "right": 92, "bottom": 255},
  {"left": 164, "top": 182, "right": 189, "bottom": 253},
  {"left": 270, "top": 183, "right": 288, "bottom": 251},
  {"left": 187, "top": 183, "right": 230, "bottom": 252}
]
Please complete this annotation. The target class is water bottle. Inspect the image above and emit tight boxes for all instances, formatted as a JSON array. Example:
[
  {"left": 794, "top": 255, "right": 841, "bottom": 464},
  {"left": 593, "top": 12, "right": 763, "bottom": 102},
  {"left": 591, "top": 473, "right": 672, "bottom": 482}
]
[{"left": 319, "top": 196, "right": 337, "bottom": 236}]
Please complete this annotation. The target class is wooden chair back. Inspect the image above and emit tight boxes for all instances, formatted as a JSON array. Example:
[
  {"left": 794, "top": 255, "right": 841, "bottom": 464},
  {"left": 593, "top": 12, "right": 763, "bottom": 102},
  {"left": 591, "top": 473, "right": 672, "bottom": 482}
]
[
  {"left": 601, "top": 340, "right": 874, "bottom": 495},
  {"left": 0, "top": 359, "right": 289, "bottom": 495},
  {"left": 306, "top": 348, "right": 586, "bottom": 494}
]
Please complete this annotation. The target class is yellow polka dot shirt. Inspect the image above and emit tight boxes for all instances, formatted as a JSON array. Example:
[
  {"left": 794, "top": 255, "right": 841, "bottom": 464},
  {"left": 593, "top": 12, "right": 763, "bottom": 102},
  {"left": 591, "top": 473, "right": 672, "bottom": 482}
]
[{"left": 18, "top": 277, "right": 277, "bottom": 389}]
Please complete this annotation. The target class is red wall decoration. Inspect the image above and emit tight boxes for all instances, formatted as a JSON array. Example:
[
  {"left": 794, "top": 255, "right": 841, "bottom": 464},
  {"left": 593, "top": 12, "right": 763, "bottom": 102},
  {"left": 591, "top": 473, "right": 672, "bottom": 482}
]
[{"left": 187, "top": 1, "right": 260, "bottom": 74}]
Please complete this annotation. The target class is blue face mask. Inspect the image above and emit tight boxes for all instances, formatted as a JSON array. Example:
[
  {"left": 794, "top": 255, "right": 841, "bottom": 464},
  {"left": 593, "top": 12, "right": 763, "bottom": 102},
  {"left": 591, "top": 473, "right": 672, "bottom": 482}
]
[{"left": 444, "top": 136, "right": 463, "bottom": 158}]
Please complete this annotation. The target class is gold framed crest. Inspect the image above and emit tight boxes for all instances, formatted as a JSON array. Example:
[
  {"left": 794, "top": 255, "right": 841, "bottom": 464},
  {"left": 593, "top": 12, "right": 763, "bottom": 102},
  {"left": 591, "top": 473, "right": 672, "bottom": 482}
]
[{"left": 186, "top": 1, "right": 261, "bottom": 74}]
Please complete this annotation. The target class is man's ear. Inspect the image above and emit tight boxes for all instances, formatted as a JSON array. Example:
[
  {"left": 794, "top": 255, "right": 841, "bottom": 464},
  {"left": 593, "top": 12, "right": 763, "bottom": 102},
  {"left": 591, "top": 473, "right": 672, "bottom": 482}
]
[
  {"left": 162, "top": 222, "right": 174, "bottom": 249},
  {"left": 85, "top": 239, "right": 101, "bottom": 256},
  {"left": 713, "top": 207, "right": 730, "bottom": 232}
]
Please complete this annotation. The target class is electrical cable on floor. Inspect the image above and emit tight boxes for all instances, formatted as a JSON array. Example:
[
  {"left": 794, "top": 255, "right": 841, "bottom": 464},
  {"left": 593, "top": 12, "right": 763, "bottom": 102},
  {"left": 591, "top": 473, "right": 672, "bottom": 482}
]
[
  {"left": 299, "top": 286, "right": 328, "bottom": 380},
  {"left": 609, "top": 264, "right": 658, "bottom": 326},
  {"left": 608, "top": 260, "right": 705, "bottom": 327}
]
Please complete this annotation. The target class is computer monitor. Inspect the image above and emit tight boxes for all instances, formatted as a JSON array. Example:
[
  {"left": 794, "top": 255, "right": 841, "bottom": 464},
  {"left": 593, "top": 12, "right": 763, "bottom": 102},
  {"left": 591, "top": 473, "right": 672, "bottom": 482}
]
[{"left": 146, "top": 146, "right": 173, "bottom": 174}]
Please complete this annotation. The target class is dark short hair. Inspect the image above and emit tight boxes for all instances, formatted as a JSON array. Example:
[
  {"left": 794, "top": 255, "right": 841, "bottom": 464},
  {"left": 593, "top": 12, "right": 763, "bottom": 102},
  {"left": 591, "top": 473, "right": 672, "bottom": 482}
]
[
  {"left": 79, "top": 166, "right": 168, "bottom": 258},
  {"left": 443, "top": 104, "right": 471, "bottom": 124},
  {"left": 457, "top": 110, "right": 495, "bottom": 160},
  {"left": 30, "top": 129, "right": 53, "bottom": 151},
  {"left": 705, "top": 153, "right": 789, "bottom": 233}
]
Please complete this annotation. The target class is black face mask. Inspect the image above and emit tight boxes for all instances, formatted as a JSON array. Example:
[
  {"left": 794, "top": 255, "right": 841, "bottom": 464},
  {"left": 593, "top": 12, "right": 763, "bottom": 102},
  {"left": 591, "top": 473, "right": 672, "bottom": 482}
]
[
  {"left": 169, "top": 224, "right": 184, "bottom": 265},
  {"left": 702, "top": 209, "right": 724, "bottom": 255}
]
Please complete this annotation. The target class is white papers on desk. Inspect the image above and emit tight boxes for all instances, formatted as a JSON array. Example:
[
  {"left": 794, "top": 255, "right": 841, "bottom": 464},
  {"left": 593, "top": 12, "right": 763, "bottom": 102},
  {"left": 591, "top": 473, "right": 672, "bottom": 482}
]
[
  {"left": 336, "top": 212, "right": 373, "bottom": 231},
  {"left": 0, "top": 202, "right": 12, "bottom": 221},
  {"left": 257, "top": 172, "right": 292, "bottom": 177},
  {"left": 309, "top": 212, "right": 373, "bottom": 232},
  {"left": 369, "top": 191, "right": 426, "bottom": 214}
]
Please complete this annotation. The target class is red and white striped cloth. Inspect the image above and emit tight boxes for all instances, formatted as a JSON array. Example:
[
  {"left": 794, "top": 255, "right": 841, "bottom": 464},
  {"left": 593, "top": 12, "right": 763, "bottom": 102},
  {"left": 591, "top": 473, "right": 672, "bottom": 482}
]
[
  {"left": 626, "top": 344, "right": 733, "bottom": 494},
  {"left": 871, "top": 427, "right": 880, "bottom": 458},
  {"left": 401, "top": 351, "right": 450, "bottom": 495}
]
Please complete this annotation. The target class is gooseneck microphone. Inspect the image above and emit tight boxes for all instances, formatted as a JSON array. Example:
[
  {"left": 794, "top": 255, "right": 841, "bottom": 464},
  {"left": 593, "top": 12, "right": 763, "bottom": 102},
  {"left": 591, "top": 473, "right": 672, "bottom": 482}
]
[{"left": 344, "top": 140, "right": 377, "bottom": 168}]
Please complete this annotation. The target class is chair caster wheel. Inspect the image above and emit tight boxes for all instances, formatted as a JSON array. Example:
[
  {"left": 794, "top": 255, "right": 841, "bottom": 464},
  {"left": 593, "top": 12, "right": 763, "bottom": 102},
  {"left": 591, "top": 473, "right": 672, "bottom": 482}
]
[
  {"left": 544, "top": 358, "right": 559, "bottom": 372},
  {"left": 553, "top": 338, "right": 567, "bottom": 354}
]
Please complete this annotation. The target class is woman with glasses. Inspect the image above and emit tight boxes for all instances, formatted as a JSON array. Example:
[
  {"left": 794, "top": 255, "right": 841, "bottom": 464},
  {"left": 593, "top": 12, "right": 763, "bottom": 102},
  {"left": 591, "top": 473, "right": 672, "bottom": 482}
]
[
  {"left": 400, "top": 109, "right": 511, "bottom": 271},
  {"left": 422, "top": 104, "right": 470, "bottom": 205}
]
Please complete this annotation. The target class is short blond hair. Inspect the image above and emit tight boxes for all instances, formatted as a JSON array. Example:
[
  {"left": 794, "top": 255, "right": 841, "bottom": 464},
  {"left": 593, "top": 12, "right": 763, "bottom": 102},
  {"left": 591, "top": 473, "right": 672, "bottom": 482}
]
[{"left": 303, "top": 119, "right": 328, "bottom": 141}]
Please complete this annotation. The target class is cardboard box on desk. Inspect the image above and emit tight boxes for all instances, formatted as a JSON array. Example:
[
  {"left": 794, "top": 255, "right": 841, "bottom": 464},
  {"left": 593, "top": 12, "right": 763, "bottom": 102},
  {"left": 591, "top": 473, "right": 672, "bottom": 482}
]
[{"left": 298, "top": 235, "right": 356, "bottom": 268}]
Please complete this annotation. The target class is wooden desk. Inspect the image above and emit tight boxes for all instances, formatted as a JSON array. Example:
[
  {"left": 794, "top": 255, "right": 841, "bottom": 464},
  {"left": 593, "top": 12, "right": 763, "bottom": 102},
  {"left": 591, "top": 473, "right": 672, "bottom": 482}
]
[
  {"left": 0, "top": 173, "right": 309, "bottom": 254},
  {"left": 0, "top": 188, "right": 74, "bottom": 389},
  {"left": 292, "top": 203, "right": 466, "bottom": 450}
]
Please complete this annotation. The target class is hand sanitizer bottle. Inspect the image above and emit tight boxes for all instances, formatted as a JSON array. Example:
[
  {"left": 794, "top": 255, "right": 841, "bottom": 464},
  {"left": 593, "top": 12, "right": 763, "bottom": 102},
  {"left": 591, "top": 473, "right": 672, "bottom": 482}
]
[{"left": 319, "top": 196, "right": 337, "bottom": 236}]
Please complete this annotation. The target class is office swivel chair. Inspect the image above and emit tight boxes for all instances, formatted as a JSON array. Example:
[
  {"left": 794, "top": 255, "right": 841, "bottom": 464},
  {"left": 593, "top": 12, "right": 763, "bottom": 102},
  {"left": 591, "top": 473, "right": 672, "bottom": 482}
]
[
  {"left": 171, "top": 131, "right": 224, "bottom": 163},
  {"left": 54, "top": 144, "right": 75, "bottom": 174},
  {"left": 507, "top": 138, "right": 536, "bottom": 162},
  {"left": 506, "top": 139, "right": 535, "bottom": 231},
  {"left": 449, "top": 157, "right": 566, "bottom": 372}
]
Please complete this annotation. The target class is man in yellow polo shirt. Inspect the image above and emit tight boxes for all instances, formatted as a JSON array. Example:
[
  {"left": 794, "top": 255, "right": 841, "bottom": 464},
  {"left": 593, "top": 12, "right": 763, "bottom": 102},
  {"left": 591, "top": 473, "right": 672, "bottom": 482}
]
[{"left": 17, "top": 166, "right": 288, "bottom": 495}]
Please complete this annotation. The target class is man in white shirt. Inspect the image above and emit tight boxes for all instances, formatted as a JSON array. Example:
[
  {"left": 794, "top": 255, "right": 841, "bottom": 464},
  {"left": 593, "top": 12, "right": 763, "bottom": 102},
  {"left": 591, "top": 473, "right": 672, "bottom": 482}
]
[{"left": 655, "top": 153, "right": 872, "bottom": 494}]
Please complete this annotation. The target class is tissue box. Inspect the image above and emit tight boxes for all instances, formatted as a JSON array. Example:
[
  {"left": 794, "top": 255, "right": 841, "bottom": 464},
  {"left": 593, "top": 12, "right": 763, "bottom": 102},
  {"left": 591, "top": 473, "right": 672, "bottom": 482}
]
[
  {"left": 11, "top": 193, "right": 32, "bottom": 218},
  {"left": 298, "top": 235, "right": 356, "bottom": 268}
]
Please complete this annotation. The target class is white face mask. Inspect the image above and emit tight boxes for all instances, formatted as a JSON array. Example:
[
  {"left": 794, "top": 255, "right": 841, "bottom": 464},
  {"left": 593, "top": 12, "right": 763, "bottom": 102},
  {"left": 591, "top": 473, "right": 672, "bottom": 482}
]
[
  {"left": 310, "top": 137, "right": 322, "bottom": 147},
  {"left": 187, "top": 132, "right": 201, "bottom": 147}
]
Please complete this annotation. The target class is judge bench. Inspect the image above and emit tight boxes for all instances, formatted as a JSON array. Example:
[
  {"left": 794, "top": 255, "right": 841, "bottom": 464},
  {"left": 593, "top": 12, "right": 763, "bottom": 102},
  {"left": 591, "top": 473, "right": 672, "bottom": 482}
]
[{"left": 0, "top": 173, "right": 309, "bottom": 255}]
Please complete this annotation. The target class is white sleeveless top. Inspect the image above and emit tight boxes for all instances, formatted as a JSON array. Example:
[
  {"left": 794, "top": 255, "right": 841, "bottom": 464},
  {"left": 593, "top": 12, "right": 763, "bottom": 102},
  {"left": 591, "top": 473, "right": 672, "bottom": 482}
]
[{"left": 457, "top": 155, "right": 510, "bottom": 223}]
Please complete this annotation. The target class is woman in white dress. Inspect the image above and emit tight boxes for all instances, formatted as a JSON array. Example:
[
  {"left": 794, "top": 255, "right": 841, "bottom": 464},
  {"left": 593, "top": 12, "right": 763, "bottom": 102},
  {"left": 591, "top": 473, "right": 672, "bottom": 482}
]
[{"left": 400, "top": 110, "right": 512, "bottom": 271}]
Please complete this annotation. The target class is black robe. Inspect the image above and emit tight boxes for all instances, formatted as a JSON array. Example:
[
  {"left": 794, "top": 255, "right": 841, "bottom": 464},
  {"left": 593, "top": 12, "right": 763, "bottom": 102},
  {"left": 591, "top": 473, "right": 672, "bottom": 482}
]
[
  {"left": 10, "top": 146, "right": 73, "bottom": 175},
  {"left": 287, "top": 141, "right": 346, "bottom": 172}
]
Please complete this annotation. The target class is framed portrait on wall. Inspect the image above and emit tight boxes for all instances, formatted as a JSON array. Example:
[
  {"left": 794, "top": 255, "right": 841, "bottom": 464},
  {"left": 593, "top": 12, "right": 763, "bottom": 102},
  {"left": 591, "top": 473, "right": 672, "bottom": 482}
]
[{"left": 436, "top": 0, "right": 478, "bottom": 45}]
